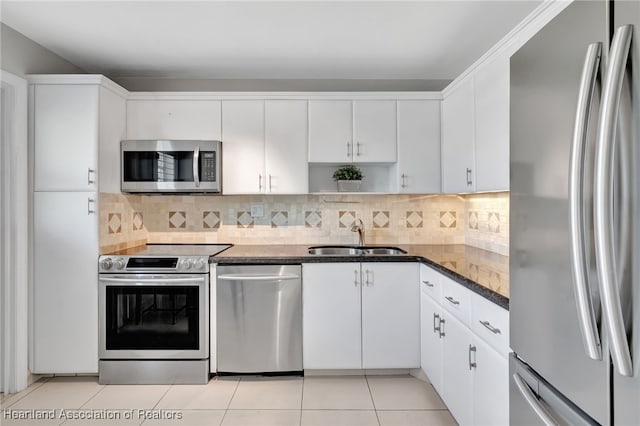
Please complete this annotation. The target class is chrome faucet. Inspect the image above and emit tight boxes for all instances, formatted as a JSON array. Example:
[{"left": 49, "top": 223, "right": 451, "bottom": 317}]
[{"left": 351, "top": 219, "right": 365, "bottom": 246}]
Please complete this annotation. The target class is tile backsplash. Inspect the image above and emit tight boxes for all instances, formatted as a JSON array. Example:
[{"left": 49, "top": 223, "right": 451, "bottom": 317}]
[{"left": 99, "top": 192, "right": 509, "bottom": 255}]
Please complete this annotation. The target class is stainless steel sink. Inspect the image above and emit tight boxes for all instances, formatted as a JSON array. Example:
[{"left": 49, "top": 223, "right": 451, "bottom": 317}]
[
  {"left": 362, "top": 247, "right": 407, "bottom": 255},
  {"left": 308, "top": 246, "right": 365, "bottom": 255},
  {"left": 307, "top": 246, "right": 407, "bottom": 256}
]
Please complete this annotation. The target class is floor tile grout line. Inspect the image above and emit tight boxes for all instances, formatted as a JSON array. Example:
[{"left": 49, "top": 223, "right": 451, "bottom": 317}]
[
  {"left": 365, "top": 375, "right": 382, "bottom": 426},
  {"left": 299, "top": 376, "right": 305, "bottom": 426},
  {"left": 78, "top": 382, "right": 107, "bottom": 410},
  {"left": 219, "top": 377, "right": 241, "bottom": 426},
  {"left": 151, "top": 385, "right": 173, "bottom": 410}
]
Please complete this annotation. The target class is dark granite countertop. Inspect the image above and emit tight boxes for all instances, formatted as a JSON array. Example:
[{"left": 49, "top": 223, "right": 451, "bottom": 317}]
[{"left": 213, "top": 244, "right": 509, "bottom": 310}]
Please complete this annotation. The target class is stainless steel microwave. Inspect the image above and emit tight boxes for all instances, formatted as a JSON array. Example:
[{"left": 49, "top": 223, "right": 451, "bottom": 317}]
[{"left": 121, "top": 140, "right": 222, "bottom": 193}]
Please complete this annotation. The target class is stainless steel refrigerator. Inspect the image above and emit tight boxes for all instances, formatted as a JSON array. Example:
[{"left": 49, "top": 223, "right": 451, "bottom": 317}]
[{"left": 510, "top": 0, "right": 639, "bottom": 424}]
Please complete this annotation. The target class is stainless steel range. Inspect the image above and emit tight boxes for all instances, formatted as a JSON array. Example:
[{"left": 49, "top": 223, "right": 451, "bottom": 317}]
[{"left": 98, "top": 244, "right": 230, "bottom": 384}]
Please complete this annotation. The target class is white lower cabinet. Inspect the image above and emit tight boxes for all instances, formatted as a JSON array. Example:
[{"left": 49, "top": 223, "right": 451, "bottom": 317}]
[
  {"left": 302, "top": 262, "right": 419, "bottom": 370},
  {"left": 420, "top": 286, "right": 443, "bottom": 393},
  {"left": 33, "top": 192, "right": 99, "bottom": 373},
  {"left": 441, "top": 309, "right": 474, "bottom": 425},
  {"left": 420, "top": 264, "right": 509, "bottom": 426},
  {"left": 302, "top": 263, "right": 362, "bottom": 369}
]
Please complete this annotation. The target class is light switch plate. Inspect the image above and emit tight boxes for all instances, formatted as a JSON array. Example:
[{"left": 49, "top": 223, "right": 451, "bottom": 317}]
[{"left": 250, "top": 204, "right": 264, "bottom": 218}]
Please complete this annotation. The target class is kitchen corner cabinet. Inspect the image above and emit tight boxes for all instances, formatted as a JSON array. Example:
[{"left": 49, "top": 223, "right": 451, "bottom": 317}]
[
  {"left": 302, "top": 262, "right": 419, "bottom": 370},
  {"left": 396, "top": 100, "right": 441, "bottom": 193},
  {"left": 441, "top": 78, "right": 475, "bottom": 193},
  {"left": 222, "top": 100, "right": 308, "bottom": 194},
  {"left": 308, "top": 100, "right": 396, "bottom": 163},
  {"left": 29, "top": 75, "right": 127, "bottom": 374},
  {"left": 419, "top": 264, "right": 509, "bottom": 425}
]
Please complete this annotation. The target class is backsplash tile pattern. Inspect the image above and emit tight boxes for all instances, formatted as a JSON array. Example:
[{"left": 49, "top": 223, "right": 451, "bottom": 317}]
[
  {"left": 99, "top": 192, "right": 509, "bottom": 256},
  {"left": 108, "top": 213, "right": 121, "bottom": 234},
  {"left": 132, "top": 212, "right": 144, "bottom": 231}
]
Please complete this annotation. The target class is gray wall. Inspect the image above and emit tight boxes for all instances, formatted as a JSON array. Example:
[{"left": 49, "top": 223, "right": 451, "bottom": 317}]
[
  {"left": 112, "top": 77, "right": 451, "bottom": 92},
  {"left": 1, "top": 23, "right": 85, "bottom": 77}
]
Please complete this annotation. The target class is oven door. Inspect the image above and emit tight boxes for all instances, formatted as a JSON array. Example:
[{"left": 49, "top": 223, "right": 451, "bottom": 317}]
[
  {"left": 99, "top": 274, "right": 208, "bottom": 359},
  {"left": 121, "top": 140, "right": 221, "bottom": 193}
]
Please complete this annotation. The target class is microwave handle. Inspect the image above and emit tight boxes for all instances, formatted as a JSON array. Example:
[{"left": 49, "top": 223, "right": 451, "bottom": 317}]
[{"left": 193, "top": 146, "right": 200, "bottom": 187}]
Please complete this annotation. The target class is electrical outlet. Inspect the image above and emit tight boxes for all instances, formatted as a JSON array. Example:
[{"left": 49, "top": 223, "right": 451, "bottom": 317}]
[{"left": 250, "top": 204, "right": 264, "bottom": 218}]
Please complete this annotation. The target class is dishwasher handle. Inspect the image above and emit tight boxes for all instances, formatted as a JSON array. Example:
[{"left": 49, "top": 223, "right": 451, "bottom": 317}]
[{"left": 217, "top": 274, "right": 300, "bottom": 281}]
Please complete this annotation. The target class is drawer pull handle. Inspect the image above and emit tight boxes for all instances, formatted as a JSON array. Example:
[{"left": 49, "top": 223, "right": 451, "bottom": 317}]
[
  {"left": 439, "top": 317, "right": 445, "bottom": 338},
  {"left": 480, "top": 320, "right": 502, "bottom": 334},
  {"left": 433, "top": 313, "right": 440, "bottom": 334},
  {"left": 422, "top": 280, "right": 434, "bottom": 287},
  {"left": 445, "top": 296, "right": 460, "bottom": 306}
]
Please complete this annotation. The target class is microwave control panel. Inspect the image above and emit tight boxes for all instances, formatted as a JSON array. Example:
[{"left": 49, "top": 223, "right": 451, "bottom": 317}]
[{"left": 200, "top": 152, "right": 217, "bottom": 181}]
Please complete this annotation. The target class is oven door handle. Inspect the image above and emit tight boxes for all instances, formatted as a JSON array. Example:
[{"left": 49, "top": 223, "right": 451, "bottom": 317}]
[{"left": 100, "top": 277, "right": 205, "bottom": 284}]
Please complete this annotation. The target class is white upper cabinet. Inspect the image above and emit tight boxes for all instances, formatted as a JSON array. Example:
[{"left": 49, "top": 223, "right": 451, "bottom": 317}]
[
  {"left": 397, "top": 100, "right": 441, "bottom": 193},
  {"left": 221, "top": 100, "right": 265, "bottom": 194},
  {"left": 352, "top": 100, "right": 397, "bottom": 163},
  {"left": 34, "top": 84, "right": 99, "bottom": 192},
  {"left": 308, "top": 100, "right": 353, "bottom": 163},
  {"left": 33, "top": 80, "right": 126, "bottom": 193},
  {"left": 308, "top": 99, "right": 397, "bottom": 164},
  {"left": 442, "top": 78, "right": 475, "bottom": 193},
  {"left": 126, "top": 99, "right": 222, "bottom": 140},
  {"left": 474, "top": 56, "right": 510, "bottom": 191},
  {"left": 264, "top": 100, "right": 308, "bottom": 194},
  {"left": 442, "top": 55, "right": 510, "bottom": 193}
]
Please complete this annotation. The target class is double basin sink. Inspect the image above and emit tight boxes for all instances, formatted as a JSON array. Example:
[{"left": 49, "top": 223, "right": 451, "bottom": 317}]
[{"left": 308, "top": 245, "right": 407, "bottom": 256}]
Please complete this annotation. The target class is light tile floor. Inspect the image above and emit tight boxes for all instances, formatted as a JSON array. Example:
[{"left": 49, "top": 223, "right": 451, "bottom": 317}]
[{"left": 1, "top": 375, "right": 457, "bottom": 426}]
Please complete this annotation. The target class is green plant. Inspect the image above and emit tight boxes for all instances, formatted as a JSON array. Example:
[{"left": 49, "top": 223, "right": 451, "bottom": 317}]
[{"left": 332, "top": 165, "right": 364, "bottom": 181}]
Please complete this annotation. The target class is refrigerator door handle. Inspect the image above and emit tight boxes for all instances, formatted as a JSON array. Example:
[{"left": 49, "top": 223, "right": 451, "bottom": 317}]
[
  {"left": 568, "top": 42, "right": 603, "bottom": 361},
  {"left": 512, "top": 373, "right": 559, "bottom": 426},
  {"left": 594, "top": 24, "right": 633, "bottom": 377}
]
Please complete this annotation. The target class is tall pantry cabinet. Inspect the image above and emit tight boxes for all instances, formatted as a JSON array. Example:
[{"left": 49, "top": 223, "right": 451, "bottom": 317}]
[{"left": 29, "top": 75, "right": 127, "bottom": 373}]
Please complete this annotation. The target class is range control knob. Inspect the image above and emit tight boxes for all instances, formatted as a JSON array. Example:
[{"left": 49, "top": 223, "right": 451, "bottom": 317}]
[
  {"left": 100, "top": 258, "right": 113, "bottom": 270},
  {"left": 113, "top": 257, "right": 126, "bottom": 270},
  {"left": 181, "top": 258, "right": 192, "bottom": 270},
  {"left": 194, "top": 258, "right": 206, "bottom": 271}
]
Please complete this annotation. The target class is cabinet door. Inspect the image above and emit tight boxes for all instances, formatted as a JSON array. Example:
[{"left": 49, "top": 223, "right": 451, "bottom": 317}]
[
  {"left": 441, "top": 310, "right": 474, "bottom": 425},
  {"left": 34, "top": 85, "right": 98, "bottom": 191},
  {"left": 397, "top": 100, "right": 441, "bottom": 193},
  {"left": 265, "top": 100, "right": 308, "bottom": 193},
  {"left": 475, "top": 57, "right": 509, "bottom": 191},
  {"left": 361, "top": 263, "right": 419, "bottom": 369},
  {"left": 33, "top": 192, "right": 99, "bottom": 373},
  {"left": 302, "top": 263, "right": 362, "bottom": 369},
  {"left": 473, "top": 337, "right": 509, "bottom": 426},
  {"left": 126, "top": 100, "right": 222, "bottom": 140},
  {"left": 442, "top": 78, "right": 475, "bottom": 193},
  {"left": 221, "top": 100, "right": 265, "bottom": 194},
  {"left": 98, "top": 86, "right": 127, "bottom": 193},
  {"left": 353, "top": 100, "right": 397, "bottom": 163},
  {"left": 421, "top": 287, "right": 444, "bottom": 393},
  {"left": 308, "top": 100, "right": 353, "bottom": 163}
]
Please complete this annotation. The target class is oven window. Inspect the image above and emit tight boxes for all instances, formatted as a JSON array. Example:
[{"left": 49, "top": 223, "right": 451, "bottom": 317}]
[
  {"left": 105, "top": 286, "right": 199, "bottom": 350},
  {"left": 123, "top": 151, "right": 195, "bottom": 182}
]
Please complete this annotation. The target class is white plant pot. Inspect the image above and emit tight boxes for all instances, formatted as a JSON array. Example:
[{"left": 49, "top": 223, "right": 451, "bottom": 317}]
[{"left": 337, "top": 180, "right": 362, "bottom": 192}]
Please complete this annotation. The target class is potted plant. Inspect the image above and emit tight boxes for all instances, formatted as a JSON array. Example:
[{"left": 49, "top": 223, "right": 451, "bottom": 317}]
[{"left": 333, "top": 165, "right": 364, "bottom": 192}]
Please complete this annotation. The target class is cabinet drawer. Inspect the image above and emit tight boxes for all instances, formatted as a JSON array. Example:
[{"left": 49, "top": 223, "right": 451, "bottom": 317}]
[
  {"left": 419, "top": 264, "right": 441, "bottom": 300},
  {"left": 472, "top": 294, "right": 509, "bottom": 355},
  {"left": 440, "top": 276, "right": 472, "bottom": 326}
]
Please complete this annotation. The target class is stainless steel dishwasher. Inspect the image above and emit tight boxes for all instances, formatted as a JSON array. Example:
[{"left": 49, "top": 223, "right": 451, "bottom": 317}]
[{"left": 216, "top": 265, "right": 302, "bottom": 373}]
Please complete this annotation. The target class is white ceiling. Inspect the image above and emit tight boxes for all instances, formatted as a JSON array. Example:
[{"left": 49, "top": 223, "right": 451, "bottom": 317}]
[{"left": 1, "top": 1, "right": 540, "bottom": 82}]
